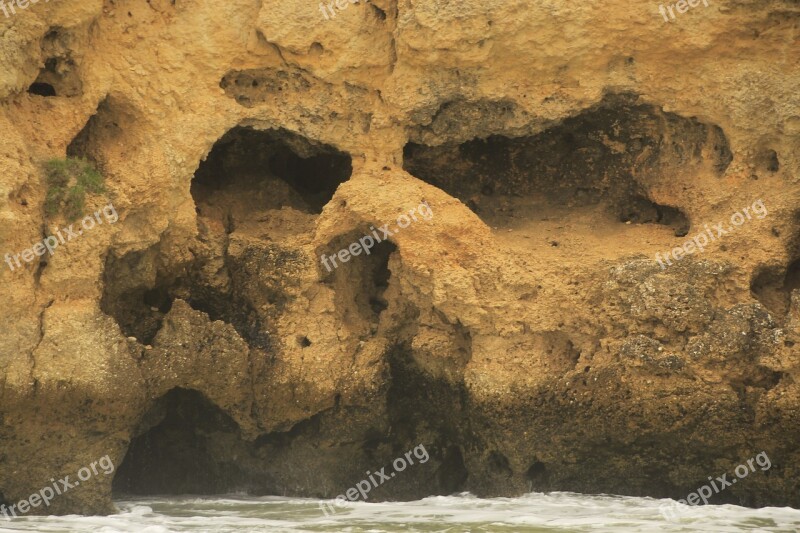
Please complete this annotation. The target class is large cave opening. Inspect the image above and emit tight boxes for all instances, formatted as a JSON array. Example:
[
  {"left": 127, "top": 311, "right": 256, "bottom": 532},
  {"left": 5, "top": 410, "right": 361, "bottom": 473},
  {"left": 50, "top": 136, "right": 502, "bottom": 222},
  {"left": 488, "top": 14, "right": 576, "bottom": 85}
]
[
  {"left": 404, "top": 95, "right": 732, "bottom": 241},
  {"left": 113, "top": 388, "right": 257, "bottom": 495},
  {"left": 102, "top": 127, "right": 351, "bottom": 348},
  {"left": 192, "top": 126, "right": 352, "bottom": 215},
  {"left": 185, "top": 126, "right": 354, "bottom": 349}
]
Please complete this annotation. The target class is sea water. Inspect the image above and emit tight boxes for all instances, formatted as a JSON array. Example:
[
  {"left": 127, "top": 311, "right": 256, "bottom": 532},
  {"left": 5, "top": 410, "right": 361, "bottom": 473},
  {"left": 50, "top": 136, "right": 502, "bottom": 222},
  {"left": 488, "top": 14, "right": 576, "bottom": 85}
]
[{"left": 1, "top": 492, "right": 799, "bottom": 532}]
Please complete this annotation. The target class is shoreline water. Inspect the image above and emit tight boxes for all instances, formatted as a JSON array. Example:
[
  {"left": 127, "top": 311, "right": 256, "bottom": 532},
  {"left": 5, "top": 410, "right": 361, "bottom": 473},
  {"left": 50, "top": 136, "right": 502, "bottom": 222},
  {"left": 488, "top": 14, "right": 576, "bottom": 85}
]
[{"left": 1, "top": 492, "right": 798, "bottom": 532}]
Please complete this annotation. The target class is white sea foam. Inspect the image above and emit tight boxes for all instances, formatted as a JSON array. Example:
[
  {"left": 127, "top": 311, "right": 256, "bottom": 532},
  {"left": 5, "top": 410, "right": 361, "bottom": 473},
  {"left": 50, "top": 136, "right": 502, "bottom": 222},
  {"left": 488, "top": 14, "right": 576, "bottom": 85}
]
[{"left": 0, "top": 492, "right": 798, "bottom": 532}]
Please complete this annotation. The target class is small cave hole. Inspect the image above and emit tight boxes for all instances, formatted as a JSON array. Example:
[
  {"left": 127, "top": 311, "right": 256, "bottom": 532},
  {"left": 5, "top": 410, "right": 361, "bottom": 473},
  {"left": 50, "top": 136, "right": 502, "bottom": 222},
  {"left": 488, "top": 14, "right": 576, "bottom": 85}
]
[
  {"left": 619, "top": 196, "right": 690, "bottom": 236},
  {"left": 526, "top": 460, "right": 547, "bottom": 485},
  {"left": 371, "top": 4, "right": 387, "bottom": 20},
  {"left": 487, "top": 451, "right": 513, "bottom": 477},
  {"left": 297, "top": 336, "right": 312, "bottom": 348},
  {"left": 787, "top": 259, "right": 800, "bottom": 294},
  {"left": 28, "top": 82, "right": 57, "bottom": 97},
  {"left": 113, "top": 388, "right": 254, "bottom": 495},
  {"left": 759, "top": 149, "right": 780, "bottom": 173},
  {"left": 368, "top": 241, "right": 394, "bottom": 315}
]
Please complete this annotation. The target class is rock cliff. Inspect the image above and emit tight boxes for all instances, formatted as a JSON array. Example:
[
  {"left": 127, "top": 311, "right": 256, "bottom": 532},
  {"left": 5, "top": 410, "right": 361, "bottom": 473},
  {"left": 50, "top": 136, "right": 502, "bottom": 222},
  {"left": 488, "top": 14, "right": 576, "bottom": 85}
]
[{"left": 1, "top": 0, "right": 799, "bottom": 514}]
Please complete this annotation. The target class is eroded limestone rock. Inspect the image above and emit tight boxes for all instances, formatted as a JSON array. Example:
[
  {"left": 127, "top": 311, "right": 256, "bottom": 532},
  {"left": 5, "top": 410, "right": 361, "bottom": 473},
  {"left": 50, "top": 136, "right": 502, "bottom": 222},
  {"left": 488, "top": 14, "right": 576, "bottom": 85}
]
[{"left": 0, "top": 0, "right": 799, "bottom": 516}]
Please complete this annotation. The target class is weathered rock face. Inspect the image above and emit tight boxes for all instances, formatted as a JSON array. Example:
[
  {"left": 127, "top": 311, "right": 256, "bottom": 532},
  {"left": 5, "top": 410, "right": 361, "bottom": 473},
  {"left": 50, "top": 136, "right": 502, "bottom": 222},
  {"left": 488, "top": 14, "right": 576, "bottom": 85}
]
[{"left": 1, "top": 0, "right": 799, "bottom": 515}]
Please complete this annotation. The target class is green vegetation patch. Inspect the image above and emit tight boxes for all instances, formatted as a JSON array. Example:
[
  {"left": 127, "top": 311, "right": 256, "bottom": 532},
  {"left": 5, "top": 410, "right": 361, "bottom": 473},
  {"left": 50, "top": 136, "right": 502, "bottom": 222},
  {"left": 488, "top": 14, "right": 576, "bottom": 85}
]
[{"left": 43, "top": 157, "right": 105, "bottom": 220}]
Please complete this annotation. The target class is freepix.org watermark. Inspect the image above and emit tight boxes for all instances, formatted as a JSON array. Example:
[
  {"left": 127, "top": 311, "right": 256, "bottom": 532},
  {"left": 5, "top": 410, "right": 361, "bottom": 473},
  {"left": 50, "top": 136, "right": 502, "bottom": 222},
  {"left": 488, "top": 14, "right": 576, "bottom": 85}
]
[
  {"left": 658, "top": 0, "right": 709, "bottom": 23},
  {"left": 319, "top": 0, "right": 361, "bottom": 20},
  {"left": 1, "top": 455, "right": 115, "bottom": 519},
  {"left": 4, "top": 202, "right": 118, "bottom": 273},
  {"left": 1, "top": 0, "right": 56, "bottom": 19},
  {"left": 319, "top": 444, "right": 430, "bottom": 516},
  {"left": 655, "top": 199, "right": 767, "bottom": 270},
  {"left": 659, "top": 451, "right": 772, "bottom": 521},
  {"left": 320, "top": 202, "right": 433, "bottom": 273}
]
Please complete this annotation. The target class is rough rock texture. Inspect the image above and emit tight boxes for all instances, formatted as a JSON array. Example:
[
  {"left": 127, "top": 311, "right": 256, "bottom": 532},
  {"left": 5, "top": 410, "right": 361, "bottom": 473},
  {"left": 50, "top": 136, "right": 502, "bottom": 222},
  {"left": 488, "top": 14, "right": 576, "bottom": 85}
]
[{"left": 1, "top": 0, "right": 799, "bottom": 515}]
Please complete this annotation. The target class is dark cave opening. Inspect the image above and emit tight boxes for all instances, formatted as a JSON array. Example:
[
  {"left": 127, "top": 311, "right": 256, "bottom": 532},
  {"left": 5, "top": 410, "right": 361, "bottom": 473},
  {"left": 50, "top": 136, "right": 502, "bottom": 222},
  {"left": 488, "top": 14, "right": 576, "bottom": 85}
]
[
  {"left": 487, "top": 450, "right": 513, "bottom": 478},
  {"left": 192, "top": 126, "right": 352, "bottom": 214},
  {"left": 113, "top": 388, "right": 254, "bottom": 495},
  {"left": 787, "top": 260, "right": 800, "bottom": 299},
  {"left": 28, "top": 52, "right": 83, "bottom": 97},
  {"left": 28, "top": 82, "right": 57, "bottom": 97},
  {"left": 619, "top": 195, "right": 689, "bottom": 234},
  {"left": 100, "top": 244, "right": 177, "bottom": 345},
  {"left": 751, "top": 213, "right": 800, "bottom": 319},
  {"left": 31, "top": 27, "right": 83, "bottom": 98},
  {"left": 67, "top": 96, "right": 129, "bottom": 164},
  {"left": 438, "top": 445, "right": 469, "bottom": 493},
  {"left": 99, "top": 240, "right": 273, "bottom": 350},
  {"left": 760, "top": 149, "right": 780, "bottom": 173},
  {"left": 526, "top": 461, "right": 547, "bottom": 484},
  {"left": 366, "top": 240, "right": 395, "bottom": 316},
  {"left": 403, "top": 95, "right": 732, "bottom": 237},
  {"left": 752, "top": 258, "right": 800, "bottom": 318},
  {"left": 143, "top": 286, "right": 173, "bottom": 314}
]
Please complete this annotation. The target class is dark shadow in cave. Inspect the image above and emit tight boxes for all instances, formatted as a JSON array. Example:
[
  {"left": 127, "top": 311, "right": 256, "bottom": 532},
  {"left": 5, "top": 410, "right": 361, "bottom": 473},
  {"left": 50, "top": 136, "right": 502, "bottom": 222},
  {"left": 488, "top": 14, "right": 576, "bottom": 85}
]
[
  {"left": 99, "top": 241, "right": 183, "bottom": 345},
  {"left": 487, "top": 450, "right": 513, "bottom": 478},
  {"left": 113, "top": 388, "right": 255, "bottom": 495},
  {"left": 404, "top": 94, "right": 733, "bottom": 237},
  {"left": 751, "top": 258, "right": 800, "bottom": 319},
  {"left": 438, "top": 445, "right": 469, "bottom": 493},
  {"left": 363, "top": 240, "right": 395, "bottom": 317},
  {"left": 526, "top": 460, "right": 547, "bottom": 487},
  {"left": 193, "top": 126, "right": 352, "bottom": 214},
  {"left": 381, "top": 341, "right": 471, "bottom": 496},
  {"left": 67, "top": 96, "right": 132, "bottom": 165},
  {"left": 316, "top": 233, "right": 476, "bottom": 497},
  {"left": 751, "top": 212, "right": 800, "bottom": 319},
  {"left": 28, "top": 82, "right": 57, "bottom": 97}
]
